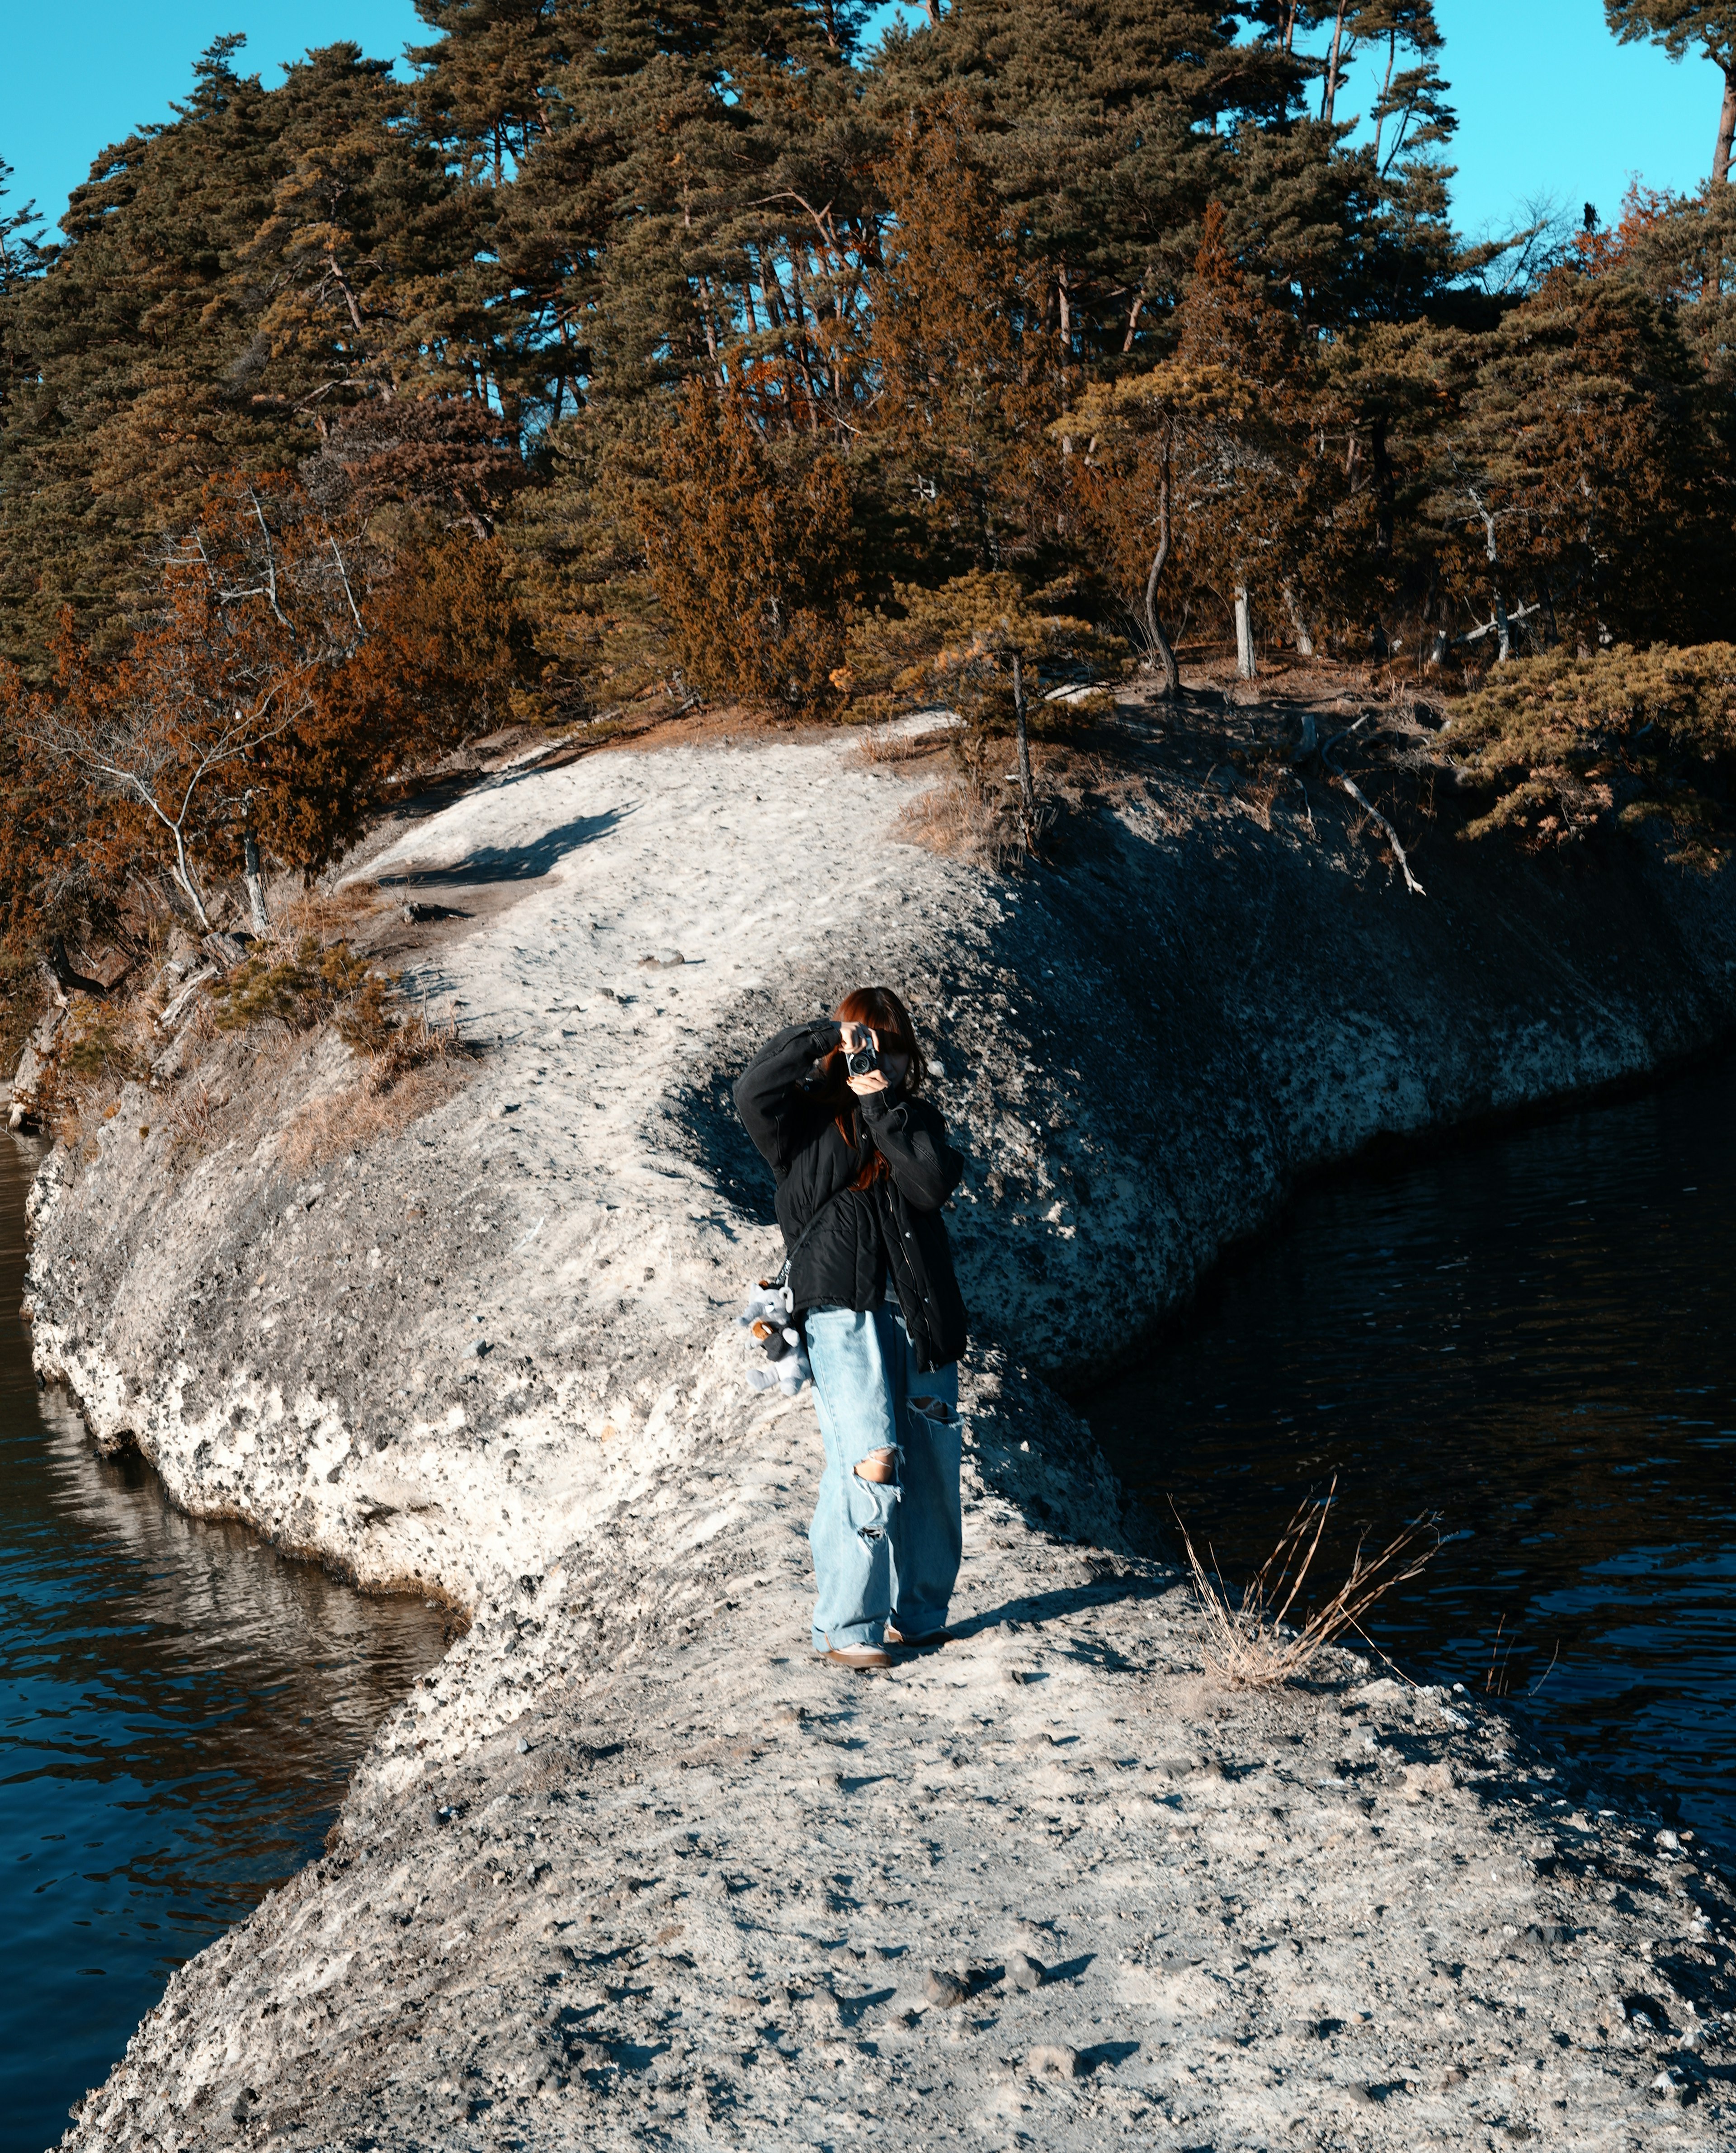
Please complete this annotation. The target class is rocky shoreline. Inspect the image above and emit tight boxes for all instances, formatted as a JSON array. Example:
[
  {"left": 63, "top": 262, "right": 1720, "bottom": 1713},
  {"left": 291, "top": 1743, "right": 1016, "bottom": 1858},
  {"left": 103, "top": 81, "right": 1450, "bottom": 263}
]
[{"left": 26, "top": 703, "right": 1736, "bottom": 2148}]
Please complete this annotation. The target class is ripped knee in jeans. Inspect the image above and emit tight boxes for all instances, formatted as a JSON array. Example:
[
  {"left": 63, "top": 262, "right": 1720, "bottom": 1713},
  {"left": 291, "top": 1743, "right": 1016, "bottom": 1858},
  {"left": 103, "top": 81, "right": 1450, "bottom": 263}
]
[
  {"left": 910, "top": 1396, "right": 953, "bottom": 1425},
  {"left": 849, "top": 1449, "right": 899, "bottom": 1542}
]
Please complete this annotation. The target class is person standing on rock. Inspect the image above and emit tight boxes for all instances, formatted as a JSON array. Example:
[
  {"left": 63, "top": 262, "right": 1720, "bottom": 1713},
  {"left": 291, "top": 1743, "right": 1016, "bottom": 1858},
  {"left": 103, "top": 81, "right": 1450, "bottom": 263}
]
[{"left": 735, "top": 988, "right": 969, "bottom": 1671}]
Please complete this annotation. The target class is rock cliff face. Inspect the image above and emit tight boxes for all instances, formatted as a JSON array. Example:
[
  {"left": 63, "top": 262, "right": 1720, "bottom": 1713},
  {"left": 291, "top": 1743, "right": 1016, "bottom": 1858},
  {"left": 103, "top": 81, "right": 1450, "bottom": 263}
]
[{"left": 28, "top": 711, "right": 1736, "bottom": 2149}]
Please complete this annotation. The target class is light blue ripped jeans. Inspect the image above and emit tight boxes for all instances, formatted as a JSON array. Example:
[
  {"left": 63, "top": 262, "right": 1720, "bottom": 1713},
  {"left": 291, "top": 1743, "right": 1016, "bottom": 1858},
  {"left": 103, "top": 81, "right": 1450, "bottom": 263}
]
[{"left": 803, "top": 1303, "right": 961, "bottom": 1653}]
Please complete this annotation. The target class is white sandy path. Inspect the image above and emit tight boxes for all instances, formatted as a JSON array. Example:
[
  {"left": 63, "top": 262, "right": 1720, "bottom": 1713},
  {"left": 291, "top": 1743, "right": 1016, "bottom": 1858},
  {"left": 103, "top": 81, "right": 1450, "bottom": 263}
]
[
  {"left": 356, "top": 721, "right": 978, "bottom": 1207},
  {"left": 355, "top": 725, "right": 984, "bottom": 1275},
  {"left": 362, "top": 719, "right": 973, "bottom": 1085},
  {"left": 321, "top": 724, "right": 996, "bottom": 1592}
]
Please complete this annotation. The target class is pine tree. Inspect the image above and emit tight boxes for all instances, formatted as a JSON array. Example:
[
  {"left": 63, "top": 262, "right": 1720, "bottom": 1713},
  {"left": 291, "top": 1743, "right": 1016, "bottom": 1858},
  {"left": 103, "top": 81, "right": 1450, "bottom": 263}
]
[
  {"left": 410, "top": 1, "right": 567, "bottom": 187},
  {"left": 487, "top": 0, "right": 887, "bottom": 700},
  {"left": 844, "top": 567, "right": 1113, "bottom": 851},
  {"left": 871, "top": 0, "right": 1307, "bottom": 359},
  {"left": 1606, "top": 4, "right": 1736, "bottom": 184},
  {"left": 503, "top": 393, "right": 691, "bottom": 718},
  {"left": 1422, "top": 270, "right": 1727, "bottom": 654},
  {"left": 1606, "top": 180, "right": 1736, "bottom": 385},
  {"left": 1317, "top": 316, "right": 1453, "bottom": 655},
  {"left": 1155, "top": 205, "right": 1319, "bottom": 674},
  {"left": 1299, "top": 1, "right": 1451, "bottom": 127},
  {"left": 234, "top": 44, "right": 514, "bottom": 532},
  {"left": 0, "top": 39, "right": 294, "bottom": 673},
  {"left": 0, "top": 160, "right": 51, "bottom": 660},
  {"left": 235, "top": 44, "right": 453, "bottom": 406},
  {"left": 1454, "top": 639, "right": 1736, "bottom": 865},
  {"left": 0, "top": 37, "right": 478, "bottom": 675},
  {"left": 0, "top": 158, "right": 48, "bottom": 296},
  {"left": 861, "top": 112, "right": 1051, "bottom": 578},
  {"left": 528, "top": 0, "right": 877, "bottom": 423},
  {"left": 1246, "top": 0, "right": 1461, "bottom": 322},
  {"left": 635, "top": 379, "right": 855, "bottom": 704},
  {"left": 405, "top": 0, "right": 588, "bottom": 444}
]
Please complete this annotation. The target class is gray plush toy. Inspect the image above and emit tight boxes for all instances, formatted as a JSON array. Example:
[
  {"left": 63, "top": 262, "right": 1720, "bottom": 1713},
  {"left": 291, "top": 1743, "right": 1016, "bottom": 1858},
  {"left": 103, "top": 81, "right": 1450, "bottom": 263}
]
[{"left": 739, "top": 1277, "right": 812, "bottom": 1396}]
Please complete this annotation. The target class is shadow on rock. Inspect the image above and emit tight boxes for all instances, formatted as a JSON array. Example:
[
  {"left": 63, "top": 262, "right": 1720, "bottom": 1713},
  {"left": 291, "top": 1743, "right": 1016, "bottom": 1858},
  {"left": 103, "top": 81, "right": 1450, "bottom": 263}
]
[{"left": 380, "top": 807, "right": 629, "bottom": 885}]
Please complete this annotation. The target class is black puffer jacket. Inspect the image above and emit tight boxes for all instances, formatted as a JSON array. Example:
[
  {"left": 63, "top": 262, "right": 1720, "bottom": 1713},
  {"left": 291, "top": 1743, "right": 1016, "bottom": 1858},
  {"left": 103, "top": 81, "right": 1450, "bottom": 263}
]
[{"left": 734, "top": 1020, "right": 969, "bottom": 1373}]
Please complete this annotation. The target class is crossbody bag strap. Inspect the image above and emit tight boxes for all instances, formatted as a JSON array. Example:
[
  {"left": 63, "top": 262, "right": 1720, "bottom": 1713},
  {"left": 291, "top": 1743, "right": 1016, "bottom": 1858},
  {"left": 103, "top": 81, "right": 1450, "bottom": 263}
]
[{"left": 773, "top": 1187, "right": 845, "bottom": 1291}]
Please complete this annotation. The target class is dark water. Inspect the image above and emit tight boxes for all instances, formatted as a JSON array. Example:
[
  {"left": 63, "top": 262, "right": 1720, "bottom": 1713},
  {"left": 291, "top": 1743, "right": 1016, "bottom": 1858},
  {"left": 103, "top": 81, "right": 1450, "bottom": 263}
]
[
  {"left": 1094, "top": 1050, "right": 1736, "bottom": 1866},
  {"left": 0, "top": 1141, "right": 447, "bottom": 2153}
]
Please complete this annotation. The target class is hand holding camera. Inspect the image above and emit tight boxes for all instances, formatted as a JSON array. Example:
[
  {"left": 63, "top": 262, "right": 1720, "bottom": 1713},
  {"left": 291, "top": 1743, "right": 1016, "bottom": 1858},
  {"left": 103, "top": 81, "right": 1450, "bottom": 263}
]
[{"left": 840, "top": 1021, "right": 890, "bottom": 1094}]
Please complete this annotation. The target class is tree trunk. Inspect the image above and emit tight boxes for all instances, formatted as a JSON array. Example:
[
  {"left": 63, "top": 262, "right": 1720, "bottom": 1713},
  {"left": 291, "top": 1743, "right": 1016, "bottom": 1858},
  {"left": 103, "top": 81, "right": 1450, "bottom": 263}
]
[
  {"left": 1234, "top": 585, "right": 1257, "bottom": 680},
  {"left": 1473, "top": 492, "right": 1508, "bottom": 662},
  {"left": 45, "top": 939, "right": 108, "bottom": 1001},
  {"left": 1370, "top": 417, "right": 1394, "bottom": 557},
  {"left": 1283, "top": 585, "right": 1314, "bottom": 658},
  {"left": 170, "top": 831, "right": 214, "bottom": 933},
  {"left": 1321, "top": 2, "right": 1350, "bottom": 125},
  {"left": 1010, "top": 653, "right": 1037, "bottom": 852},
  {"left": 243, "top": 830, "right": 270, "bottom": 935},
  {"left": 1716, "top": 66, "right": 1736, "bottom": 186},
  {"left": 1122, "top": 275, "right": 1149, "bottom": 353},
  {"left": 1143, "top": 433, "right": 1181, "bottom": 698},
  {"left": 1372, "top": 31, "right": 1397, "bottom": 168}
]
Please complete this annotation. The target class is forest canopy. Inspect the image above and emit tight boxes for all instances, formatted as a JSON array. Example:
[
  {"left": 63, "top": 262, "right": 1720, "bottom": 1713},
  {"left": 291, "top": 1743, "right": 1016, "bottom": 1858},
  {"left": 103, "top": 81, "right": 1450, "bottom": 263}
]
[{"left": 4, "top": 0, "right": 1736, "bottom": 959}]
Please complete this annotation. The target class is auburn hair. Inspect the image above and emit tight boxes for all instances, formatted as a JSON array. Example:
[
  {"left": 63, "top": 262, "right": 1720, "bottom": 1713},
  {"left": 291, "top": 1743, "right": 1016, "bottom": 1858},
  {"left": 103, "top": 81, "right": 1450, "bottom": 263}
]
[{"left": 816, "top": 986, "right": 928, "bottom": 1189}]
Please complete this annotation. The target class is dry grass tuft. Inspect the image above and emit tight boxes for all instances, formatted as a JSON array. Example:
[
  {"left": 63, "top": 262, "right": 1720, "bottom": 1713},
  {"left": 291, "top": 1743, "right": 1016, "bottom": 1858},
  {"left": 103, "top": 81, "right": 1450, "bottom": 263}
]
[
  {"left": 165, "top": 1079, "right": 225, "bottom": 1163},
  {"left": 851, "top": 723, "right": 958, "bottom": 769},
  {"left": 273, "top": 881, "right": 385, "bottom": 941},
  {"left": 893, "top": 757, "right": 1057, "bottom": 868},
  {"left": 31, "top": 997, "right": 159, "bottom": 1147},
  {"left": 895, "top": 772, "right": 1023, "bottom": 867},
  {"left": 1175, "top": 1479, "right": 1438, "bottom": 1689},
  {"left": 280, "top": 1004, "right": 473, "bottom": 1171},
  {"left": 280, "top": 1062, "right": 466, "bottom": 1173}
]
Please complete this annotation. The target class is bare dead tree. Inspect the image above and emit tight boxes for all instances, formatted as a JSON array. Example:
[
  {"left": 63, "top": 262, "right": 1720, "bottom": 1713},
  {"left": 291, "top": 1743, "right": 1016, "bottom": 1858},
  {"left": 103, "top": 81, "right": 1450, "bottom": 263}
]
[
  {"left": 1323, "top": 719, "right": 1426, "bottom": 896},
  {"left": 1010, "top": 652, "right": 1038, "bottom": 850},
  {"left": 28, "top": 693, "right": 302, "bottom": 932},
  {"left": 26, "top": 485, "right": 372, "bottom": 937},
  {"left": 1143, "top": 418, "right": 1182, "bottom": 698},
  {"left": 1467, "top": 486, "right": 1512, "bottom": 660}
]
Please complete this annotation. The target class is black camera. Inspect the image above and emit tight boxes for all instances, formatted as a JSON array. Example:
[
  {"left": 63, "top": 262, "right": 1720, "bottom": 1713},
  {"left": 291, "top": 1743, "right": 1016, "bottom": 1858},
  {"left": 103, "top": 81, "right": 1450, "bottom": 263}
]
[{"left": 845, "top": 1044, "right": 880, "bottom": 1078}]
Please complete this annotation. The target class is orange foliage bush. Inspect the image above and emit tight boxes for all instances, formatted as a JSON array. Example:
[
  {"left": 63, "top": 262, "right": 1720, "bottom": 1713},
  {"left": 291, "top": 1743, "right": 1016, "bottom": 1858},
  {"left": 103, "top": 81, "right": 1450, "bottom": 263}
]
[{"left": 0, "top": 477, "right": 522, "bottom": 958}]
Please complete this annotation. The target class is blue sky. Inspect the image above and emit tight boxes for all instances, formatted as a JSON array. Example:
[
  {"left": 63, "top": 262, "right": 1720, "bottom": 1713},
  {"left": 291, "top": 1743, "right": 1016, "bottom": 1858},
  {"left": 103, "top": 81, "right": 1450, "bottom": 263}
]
[{"left": 0, "top": 1, "right": 1726, "bottom": 250}]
